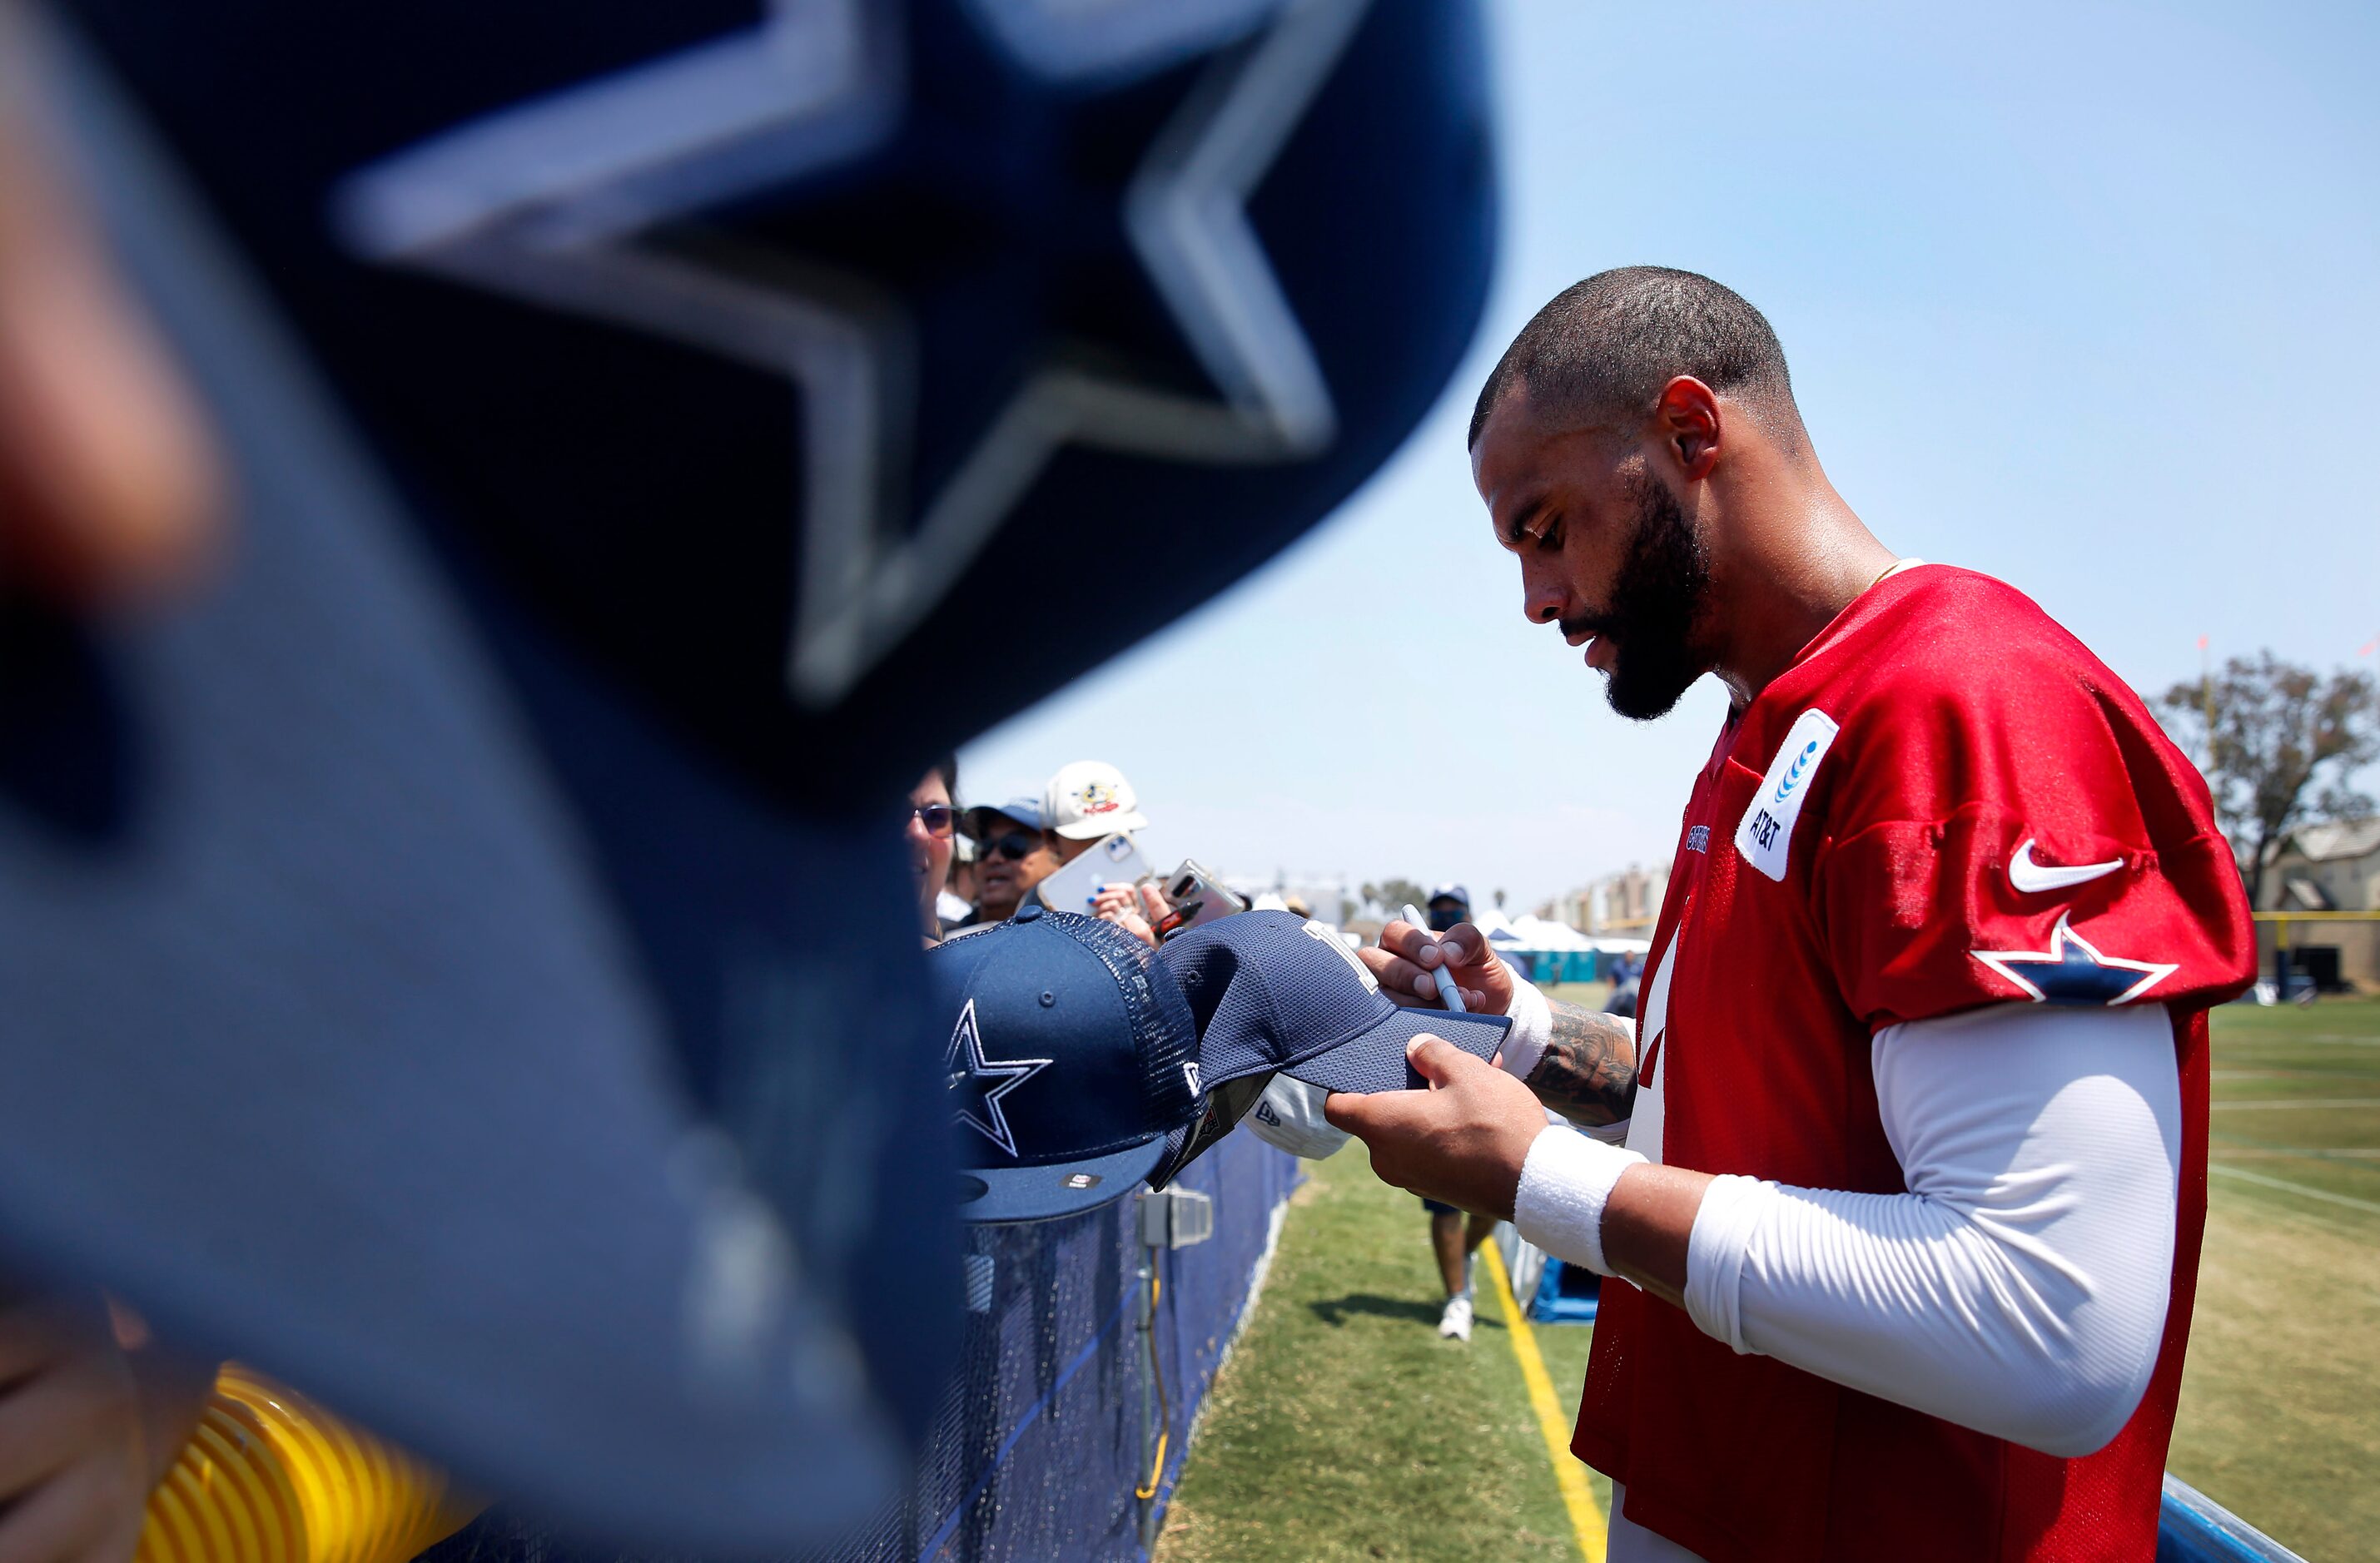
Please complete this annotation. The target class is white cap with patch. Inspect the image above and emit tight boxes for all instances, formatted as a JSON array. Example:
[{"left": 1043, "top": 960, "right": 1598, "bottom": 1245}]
[{"left": 1043, "top": 759, "right": 1150, "bottom": 840}]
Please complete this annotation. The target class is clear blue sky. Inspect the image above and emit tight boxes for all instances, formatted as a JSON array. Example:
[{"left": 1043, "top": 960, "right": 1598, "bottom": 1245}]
[{"left": 965, "top": 0, "right": 2380, "bottom": 913}]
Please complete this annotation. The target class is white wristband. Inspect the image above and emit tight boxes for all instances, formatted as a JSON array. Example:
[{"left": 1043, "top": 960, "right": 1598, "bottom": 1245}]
[
  {"left": 1512, "top": 1124, "right": 1645, "bottom": 1276},
  {"left": 1497, "top": 975, "right": 1553, "bottom": 1082}
]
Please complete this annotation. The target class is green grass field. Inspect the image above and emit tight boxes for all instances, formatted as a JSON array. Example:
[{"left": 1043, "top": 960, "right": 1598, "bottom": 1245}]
[
  {"left": 2174, "top": 996, "right": 2380, "bottom": 1561},
  {"left": 1154, "top": 1146, "right": 1610, "bottom": 1563},
  {"left": 1157, "top": 997, "right": 2380, "bottom": 1563}
]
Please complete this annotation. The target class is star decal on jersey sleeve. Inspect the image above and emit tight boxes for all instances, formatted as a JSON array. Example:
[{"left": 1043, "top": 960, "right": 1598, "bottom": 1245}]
[
  {"left": 944, "top": 998, "right": 1051, "bottom": 1159},
  {"left": 333, "top": 0, "right": 1367, "bottom": 708},
  {"left": 1970, "top": 913, "right": 2179, "bottom": 1005}
]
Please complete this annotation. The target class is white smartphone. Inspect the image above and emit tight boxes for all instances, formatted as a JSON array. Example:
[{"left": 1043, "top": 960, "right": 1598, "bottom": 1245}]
[{"left": 1029, "top": 832, "right": 1153, "bottom": 916}]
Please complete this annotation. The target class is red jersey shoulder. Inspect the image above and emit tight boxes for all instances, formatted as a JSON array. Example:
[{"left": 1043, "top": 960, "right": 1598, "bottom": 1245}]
[
  {"left": 1801, "top": 568, "right": 2188, "bottom": 846},
  {"left": 1768, "top": 567, "right": 2254, "bottom": 1028}
]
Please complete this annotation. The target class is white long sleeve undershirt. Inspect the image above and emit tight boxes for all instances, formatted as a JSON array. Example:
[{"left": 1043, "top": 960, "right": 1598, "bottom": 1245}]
[{"left": 1514, "top": 1001, "right": 2181, "bottom": 1462}]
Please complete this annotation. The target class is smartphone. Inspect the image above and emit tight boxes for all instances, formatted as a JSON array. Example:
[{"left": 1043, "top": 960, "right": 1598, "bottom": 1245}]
[
  {"left": 1029, "top": 832, "right": 1153, "bottom": 916},
  {"left": 1156, "top": 859, "right": 1246, "bottom": 940}
]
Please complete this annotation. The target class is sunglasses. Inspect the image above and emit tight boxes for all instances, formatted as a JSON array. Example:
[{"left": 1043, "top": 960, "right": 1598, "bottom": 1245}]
[
  {"left": 912, "top": 803, "right": 956, "bottom": 838},
  {"left": 985, "top": 831, "right": 1041, "bottom": 862}
]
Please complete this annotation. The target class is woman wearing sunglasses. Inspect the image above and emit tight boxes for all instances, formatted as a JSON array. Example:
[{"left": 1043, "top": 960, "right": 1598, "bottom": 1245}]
[{"left": 907, "top": 757, "right": 961, "bottom": 941}]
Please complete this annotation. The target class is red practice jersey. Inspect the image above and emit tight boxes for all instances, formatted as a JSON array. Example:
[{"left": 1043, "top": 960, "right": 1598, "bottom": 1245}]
[{"left": 1575, "top": 566, "right": 2255, "bottom": 1563}]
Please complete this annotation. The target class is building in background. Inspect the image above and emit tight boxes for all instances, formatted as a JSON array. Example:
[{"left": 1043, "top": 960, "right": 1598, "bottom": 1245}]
[
  {"left": 1541, "top": 863, "right": 1670, "bottom": 935},
  {"left": 2258, "top": 818, "right": 2380, "bottom": 990}
]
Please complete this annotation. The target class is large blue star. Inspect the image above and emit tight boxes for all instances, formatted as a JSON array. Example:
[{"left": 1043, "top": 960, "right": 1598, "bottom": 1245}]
[
  {"left": 1971, "top": 914, "right": 2178, "bottom": 1006},
  {"left": 944, "top": 999, "right": 1051, "bottom": 1159},
  {"left": 334, "top": 0, "right": 1367, "bottom": 708}
]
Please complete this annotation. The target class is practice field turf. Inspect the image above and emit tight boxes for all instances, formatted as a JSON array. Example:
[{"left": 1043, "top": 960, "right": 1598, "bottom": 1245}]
[
  {"left": 1157, "top": 997, "right": 2380, "bottom": 1563},
  {"left": 1153, "top": 1144, "right": 1611, "bottom": 1563},
  {"left": 2173, "top": 995, "right": 2380, "bottom": 1561}
]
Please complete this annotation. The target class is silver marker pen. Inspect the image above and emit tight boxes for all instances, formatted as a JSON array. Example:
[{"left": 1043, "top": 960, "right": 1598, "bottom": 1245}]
[{"left": 1400, "top": 902, "right": 1467, "bottom": 1014}]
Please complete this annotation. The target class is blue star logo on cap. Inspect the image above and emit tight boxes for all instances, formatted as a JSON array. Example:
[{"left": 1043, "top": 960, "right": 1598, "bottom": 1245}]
[
  {"left": 945, "top": 998, "right": 1051, "bottom": 1159},
  {"left": 334, "top": 0, "right": 1366, "bottom": 708},
  {"left": 1971, "top": 914, "right": 2178, "bottom": 1005}
]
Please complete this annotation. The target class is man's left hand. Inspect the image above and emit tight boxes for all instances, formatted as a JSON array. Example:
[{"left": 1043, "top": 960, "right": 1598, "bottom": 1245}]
[
  {"left": 1324, "top": 1036, "right": 1547, "bottom": 1219},
  {"left": 1359, "top": 920, "right": 1513, "bottom": 1015}
]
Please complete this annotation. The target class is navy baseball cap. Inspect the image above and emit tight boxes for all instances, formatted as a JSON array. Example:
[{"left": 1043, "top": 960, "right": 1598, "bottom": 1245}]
[
  {"left": 8, "top": 0, "right": 1494, "bottom": 1546},
  {"left": 960, "top": 797, "right": 1051, "bottom": 841},
  {"left": 1144, "top": 911, "right": 1511, "bottom": 1187},
  {"left": 928, "top": 907, "right": 1201, "bottom": 1223}
]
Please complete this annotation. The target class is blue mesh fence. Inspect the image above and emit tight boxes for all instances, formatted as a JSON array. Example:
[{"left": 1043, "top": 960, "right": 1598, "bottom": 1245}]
[
  {"left": 901, "top": 1130, "right": 1299, "bottom": 1563},
  {"left": 425, "top": 1130, "right": 1299, "bottom": 1563}
]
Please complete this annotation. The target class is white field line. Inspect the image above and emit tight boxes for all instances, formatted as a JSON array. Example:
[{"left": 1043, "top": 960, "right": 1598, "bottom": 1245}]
[
  {"left": 2208, "top": 1163, "right": 2380, "bottom": 1216},
  {"left": 2212, "top": 1068, "right": 2377, "bottom": 1079},
  {"left": 2210, "top": 1099, "right": 2380, "bottom": 1110},
  {"left": 2212, "top": 1149, "right": 2380, "bottom": 1159}
]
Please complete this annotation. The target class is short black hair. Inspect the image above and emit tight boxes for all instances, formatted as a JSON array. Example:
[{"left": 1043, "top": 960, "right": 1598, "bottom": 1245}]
[
  {"left": 1468, "top": 267, "right": 1797, "bottom": 449},
  {"left": 930, "top": 752, "right": 959, "bottom": 797}
]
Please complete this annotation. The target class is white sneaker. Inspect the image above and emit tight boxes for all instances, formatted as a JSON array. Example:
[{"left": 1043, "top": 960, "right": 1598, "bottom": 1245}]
[{"left": 1438, "top": 1293, "right": 1473, "bottom": 1342}]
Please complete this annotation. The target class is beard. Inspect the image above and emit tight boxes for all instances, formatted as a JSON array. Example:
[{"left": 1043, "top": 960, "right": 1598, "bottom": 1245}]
[{"left": 1562, "top": 472, "right": 1713, "bottom": 721}]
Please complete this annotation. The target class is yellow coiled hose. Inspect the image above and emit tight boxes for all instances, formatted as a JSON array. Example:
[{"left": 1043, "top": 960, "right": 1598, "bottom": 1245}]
[{"left": 137, "top": 1365, "right": 482, "bottom": 1563}]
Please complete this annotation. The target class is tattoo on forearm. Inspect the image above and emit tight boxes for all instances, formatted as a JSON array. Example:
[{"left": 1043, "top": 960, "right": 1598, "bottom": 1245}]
[{"left": 1523, "top": 1000, "right": 1637, "bottom": 1128}]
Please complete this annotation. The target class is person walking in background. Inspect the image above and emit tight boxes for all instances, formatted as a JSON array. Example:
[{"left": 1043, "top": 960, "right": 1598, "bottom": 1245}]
[
  {"left": 1424, "top": 1195, "right": 1498, "bottom": 1344},
  {"left": 909, "top": 758, "right": 958, "bottom": 942},
  {"left": 1411, "top": 882, "right": 1498, "bottom": 1341},
  {"left": 1605, "top": 947, "right": 1641, "bottom": 1020},
  {"left": 1428, "top": 885, "right": 1495, "bottom": 1342}
]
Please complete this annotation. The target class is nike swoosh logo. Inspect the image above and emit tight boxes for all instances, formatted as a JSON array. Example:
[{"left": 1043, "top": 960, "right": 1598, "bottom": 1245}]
[{"left": 2009, "top": 838, "right": 2124, "bottom": 895}]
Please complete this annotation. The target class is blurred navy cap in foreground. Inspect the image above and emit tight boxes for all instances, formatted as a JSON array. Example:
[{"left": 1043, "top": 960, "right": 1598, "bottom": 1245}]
[{"left": 0, "top": 0, "right": 1495, "bottom": 1546}]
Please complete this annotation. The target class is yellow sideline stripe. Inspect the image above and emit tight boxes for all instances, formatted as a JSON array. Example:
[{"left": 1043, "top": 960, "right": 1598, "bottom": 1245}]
[{"left": 1480, "top": 1242, "right": 1605, "bottom": 1562}]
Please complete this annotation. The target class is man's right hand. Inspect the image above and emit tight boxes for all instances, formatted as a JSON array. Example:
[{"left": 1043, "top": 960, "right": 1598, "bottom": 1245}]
[{"left": 1360, "top": 920, "right": 1516, "bottom": 1016}]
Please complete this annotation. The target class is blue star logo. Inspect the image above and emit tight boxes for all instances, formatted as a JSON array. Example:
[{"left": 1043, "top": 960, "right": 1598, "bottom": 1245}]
[
  {"left": 333, "top": 0, "right": 1366, "bottom": 708},
  {"left": 1970, "top": 914, "right": 2178, "bottom": 1005},
  {"left": 944, "top": 999, "right": 1051, "bottom": 1159}
]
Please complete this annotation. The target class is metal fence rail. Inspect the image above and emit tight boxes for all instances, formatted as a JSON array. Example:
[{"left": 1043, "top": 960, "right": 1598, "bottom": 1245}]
[{"left": 2159, "top": 1476, "right": 2311, "bottom": 1563}]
